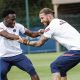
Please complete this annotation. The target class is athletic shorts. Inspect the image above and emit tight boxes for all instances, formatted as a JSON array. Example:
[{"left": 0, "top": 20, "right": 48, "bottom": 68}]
[
  {"left": 0, "top": 54, "right": 37, "bottom": 76},
  {"left": 50, "top": 50, "right": 80, "bottom": 76}
]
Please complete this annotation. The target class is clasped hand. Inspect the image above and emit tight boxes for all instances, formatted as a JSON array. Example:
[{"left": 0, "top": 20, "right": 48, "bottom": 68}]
[{"left": 18, "top": 37, "right": 29, "bottom": 45}]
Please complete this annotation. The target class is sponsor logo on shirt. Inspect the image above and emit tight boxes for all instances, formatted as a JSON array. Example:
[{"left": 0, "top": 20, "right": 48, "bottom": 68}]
[{"left": 44, "top": 28, "right": 50, "bottom": 32}]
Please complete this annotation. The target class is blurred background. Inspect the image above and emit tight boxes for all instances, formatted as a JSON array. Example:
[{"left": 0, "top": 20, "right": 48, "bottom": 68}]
[{"left": 0, "top": 0, "right": 80, "bottom": 53}]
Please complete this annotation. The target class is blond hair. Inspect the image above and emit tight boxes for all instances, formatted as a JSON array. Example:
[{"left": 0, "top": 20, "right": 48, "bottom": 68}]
[{"left": 39, "top": 8, "right": 54, "bottom": 15}]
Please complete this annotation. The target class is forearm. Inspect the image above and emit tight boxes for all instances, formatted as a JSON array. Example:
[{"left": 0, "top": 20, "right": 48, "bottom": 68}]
[
  {"left": 27, "top": 41, "right": 43, "bottom": 47},
  {"left": 0, "top": 30, "right": 19, "bottom": 40},
  {"left": 25, "top": 35, "right": 48, "bottom": 47},
  {"left": 5, "top": 33, "right": 19, "bottom": 40},
  {"left": 25, "top": 28, "right": 44, "bottom": 38},
  {"left": 25, "top": 31, "right": 41, "bottom": 38},
  {"left": 21, "top": 34, "right": 48, "bottom": 47}
]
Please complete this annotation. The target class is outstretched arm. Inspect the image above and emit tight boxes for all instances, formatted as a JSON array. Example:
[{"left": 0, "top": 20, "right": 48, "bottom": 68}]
[
  {"left": 0, "top": 30, "right": 19, "bottom": 40},
  {"left": 24, "top": 28, "right": 44, "bottom": 38},
  {"left": 21, "top": 35, "right": 48, "bottom": 47},
  {"left": 0, "top": 30, "right": 24, "bottom": 43}
]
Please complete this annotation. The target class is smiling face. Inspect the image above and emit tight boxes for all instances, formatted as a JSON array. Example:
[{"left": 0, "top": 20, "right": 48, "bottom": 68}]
[
  {"left": 4, "top": 14, "right": 16, "bottom": 28},
  {"left": 39, "top": 8, "right": 54, "bottom": 27},
  {"left": 39, "top": 13, "right": 50, "bottom": 26}
]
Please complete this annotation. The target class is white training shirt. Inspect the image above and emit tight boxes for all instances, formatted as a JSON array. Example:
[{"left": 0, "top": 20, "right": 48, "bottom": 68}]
[
  {"left": 43, "top": 18, "right": 80, "bottom": 50},
  {"left": 0, "top": 22, "right": 25, "bottom": 57}
]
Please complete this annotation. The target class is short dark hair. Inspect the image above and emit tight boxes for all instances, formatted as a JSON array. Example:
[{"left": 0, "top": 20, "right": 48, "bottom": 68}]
[
  {"left": 39, "top": 8, "right": 54, "bottom": 15},
  {"left": 2, "top": 9, "right": 16, "bottom": 18}
]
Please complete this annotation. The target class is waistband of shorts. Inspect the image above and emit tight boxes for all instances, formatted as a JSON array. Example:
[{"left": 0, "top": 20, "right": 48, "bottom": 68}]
[{"left": 64, "top": 50, "right": 80, "bottom": 54}]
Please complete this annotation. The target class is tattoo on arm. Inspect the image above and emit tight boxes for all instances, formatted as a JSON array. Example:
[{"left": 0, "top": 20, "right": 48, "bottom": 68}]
[{"left": 28, "top": 35, "right": 48, "bottom": 47}]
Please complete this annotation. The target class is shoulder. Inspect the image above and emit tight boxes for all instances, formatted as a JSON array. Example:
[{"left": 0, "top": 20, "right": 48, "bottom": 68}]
[
  {"left": 15, "top": 23, "right": 24, "bottom": 27},
  {"left": 0, "top": 22, "right": 4, "bottom": 25},
  {"left": 49, "top": 18, "right": 60, "bottom": 26},
  {"left": 47, "top": 18, "right": 60, "bottom": 28},
  {"left": 52, "top": 18, "right": 67, "bottom": 26},
  {"left": 51, "top": 18, "right": 62, "bottom": 23},
  {"left": 15, "top": 23, "right": 25, "bottom": 29},
  {"left": 0, "top": 22, "right": 7, "bottom": 31},
  {"left": 0, "top": 22, "right": 6, "bottom": 28}
]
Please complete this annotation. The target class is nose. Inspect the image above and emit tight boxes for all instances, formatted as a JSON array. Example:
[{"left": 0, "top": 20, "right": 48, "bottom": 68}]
[{"left": 41, "top": 19, "right": 43, "bottom": 23}]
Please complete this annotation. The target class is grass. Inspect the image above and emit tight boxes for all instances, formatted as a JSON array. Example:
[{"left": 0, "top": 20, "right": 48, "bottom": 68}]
[{"left": 7, "top": 52, "right": 80, "bottom": 80}]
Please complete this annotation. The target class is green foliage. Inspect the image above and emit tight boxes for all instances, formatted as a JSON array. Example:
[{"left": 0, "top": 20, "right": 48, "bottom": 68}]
[
  {"left": 0, "top": 0, "right": 53, "bottom": 28},
  {"left": 0, "top": 0, "right": 26, "bottom": 24},
  {"left": 29, "top": 0, "right": 52, "bottom": 15},
  {"left": 28, "top": 0, "right": 53, "bottom": 28}
]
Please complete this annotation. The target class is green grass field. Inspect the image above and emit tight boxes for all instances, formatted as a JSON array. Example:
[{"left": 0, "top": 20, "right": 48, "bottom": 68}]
[{"left": 7, "top": 52, "right": 80, "bottom": 80}]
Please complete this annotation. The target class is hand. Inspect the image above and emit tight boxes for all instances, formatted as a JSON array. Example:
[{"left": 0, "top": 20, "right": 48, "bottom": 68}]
[
  {"left": 38, "top": 29, "right": 44, "bottom": 35},
  {"left": 17, "top": 36, "right": 23, "bottom": 43},
  {"left": 22, "top": 38, "right": 29, "bottom": 45},
  {"left": 17, "top": 36, "right": 29, "bottom": 45}
]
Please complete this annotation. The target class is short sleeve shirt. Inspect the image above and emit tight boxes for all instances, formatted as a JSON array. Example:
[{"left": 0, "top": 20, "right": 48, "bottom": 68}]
[
  {"left": 43, "top": 19, "right": 80, "bottom": 50},
  {"left": 0, "top": 22, "right": 25, "bottom": 57}
]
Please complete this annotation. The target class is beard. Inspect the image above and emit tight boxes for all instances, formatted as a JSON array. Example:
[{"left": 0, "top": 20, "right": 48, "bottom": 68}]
[
  {"left": 43, "top": 20, "right": 50, "bottom": 27},
  {"left": 7, "top": 23, "right": 15, "bottom": 28}
]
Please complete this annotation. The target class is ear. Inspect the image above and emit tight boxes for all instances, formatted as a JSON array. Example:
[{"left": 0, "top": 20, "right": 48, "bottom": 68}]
[{"left": 47, "top": 14, "right": 51, "bottom": 19}]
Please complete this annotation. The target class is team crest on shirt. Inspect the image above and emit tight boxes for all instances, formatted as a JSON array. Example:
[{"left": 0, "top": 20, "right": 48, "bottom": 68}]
[
  {"left": 44, "top": 28, "right": 50, "bottom": 32},
  {"left": 13, "top": 29, "right": 16, "bottom": 32}
]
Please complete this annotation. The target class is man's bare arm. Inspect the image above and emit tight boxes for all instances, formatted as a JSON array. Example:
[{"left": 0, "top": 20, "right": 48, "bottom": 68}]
[
  {"left": 0, "top": 30, "right": 19, "bottom": 40},
  {"left": 27, "top": 35, "right": 48, "bottom": 47},
  {"left": 0, "top": 30, "right": 25, "bottom": 43},
  {"left": 24, "top": 28, "right": 44, "bottom": 38}
]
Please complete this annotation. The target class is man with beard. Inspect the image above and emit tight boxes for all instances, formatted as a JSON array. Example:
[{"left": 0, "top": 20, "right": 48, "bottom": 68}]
[{"left": 22, "top": 8, "right": 80, "bottom": 80}]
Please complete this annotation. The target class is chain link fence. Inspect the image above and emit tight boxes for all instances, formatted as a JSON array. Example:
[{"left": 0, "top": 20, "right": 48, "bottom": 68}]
[{"left": 58, "top": 3, "right": 80, "bottom": 51}]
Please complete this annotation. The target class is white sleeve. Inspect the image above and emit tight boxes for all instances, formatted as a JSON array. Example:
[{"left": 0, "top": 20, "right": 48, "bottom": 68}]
[
  {"left": 43, "top": 27, "right": 52, "bottom": 38},
  {"left": 18, "top": 24, "right": 25, "bottom": 34},
  {"left": 43, "top": 20, "right": 56, "bottom": 38}
]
